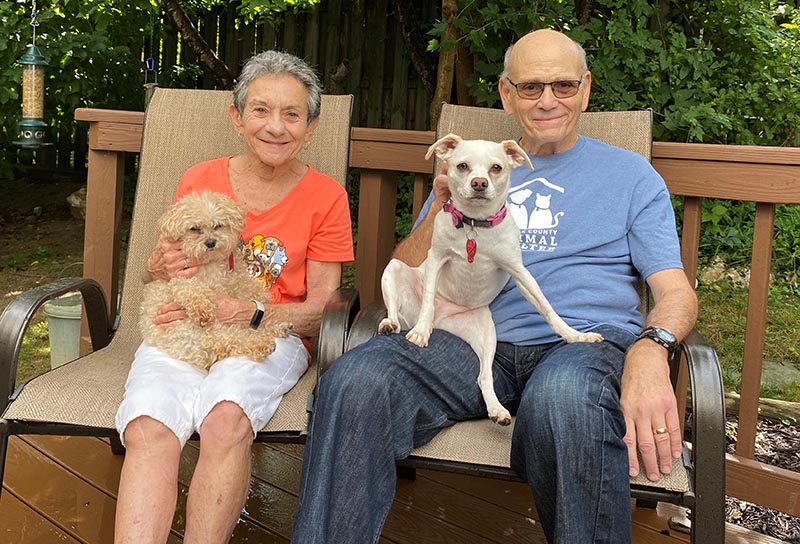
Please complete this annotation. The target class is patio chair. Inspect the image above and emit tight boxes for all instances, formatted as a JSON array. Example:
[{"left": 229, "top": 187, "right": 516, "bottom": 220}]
[
  {"left": 320, "top": 104, "right": 726, "bottom": 543},
  {"left": 0, "top": 88, "right": 358, "bottom": 489}
]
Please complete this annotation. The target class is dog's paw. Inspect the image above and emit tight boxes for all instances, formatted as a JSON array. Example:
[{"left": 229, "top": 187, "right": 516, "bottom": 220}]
[
  {"left": 488, "top": 406, "right": 512, "bottom": 426},
  {"left": 377, "top": 318, "right": 400, "bottom": 335},
  {"left": 566, "top": 331, "right": 604, "bottom": 343},
  {"left": 562, "top": 329, "right": 603, "bottom": 344},
  {"left": 194, "top": 306, "right": 216, "bottom": 327},
  {"left": 405, "top": 325, "right": 431, "bottom": 347}
]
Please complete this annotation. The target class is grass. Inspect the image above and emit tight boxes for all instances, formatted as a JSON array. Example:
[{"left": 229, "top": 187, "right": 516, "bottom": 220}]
[
  {"left": 18, "top": 320, "right": 52, "bottom": 381},
  {"left": 695, "top": 280, "right": 800, "bottom": 402}
]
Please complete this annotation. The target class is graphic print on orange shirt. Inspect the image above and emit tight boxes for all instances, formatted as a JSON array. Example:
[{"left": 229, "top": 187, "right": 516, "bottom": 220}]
[{"left": 238, "top": 234, "right": 288, "bottom": 289}]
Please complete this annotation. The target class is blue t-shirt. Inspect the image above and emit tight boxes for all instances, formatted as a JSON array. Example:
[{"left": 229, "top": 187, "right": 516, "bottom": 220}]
[{"left": 415, "top": 135, "right": 683, "bottom": 345}]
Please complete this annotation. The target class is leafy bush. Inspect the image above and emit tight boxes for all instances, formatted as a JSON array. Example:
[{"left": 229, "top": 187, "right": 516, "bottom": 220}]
[{"left": 430, "top": 0, "right": 800, "bottom": 146}]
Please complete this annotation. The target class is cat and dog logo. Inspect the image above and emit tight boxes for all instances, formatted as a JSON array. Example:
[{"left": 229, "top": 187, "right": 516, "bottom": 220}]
[{"left": 509, "top": 177, "right": 565, "bottom": 253}]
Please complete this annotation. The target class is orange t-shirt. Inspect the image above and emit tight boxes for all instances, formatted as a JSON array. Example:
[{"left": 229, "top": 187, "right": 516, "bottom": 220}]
[{"left": 175, "top": 157, "right": 354, "bottom": 305}]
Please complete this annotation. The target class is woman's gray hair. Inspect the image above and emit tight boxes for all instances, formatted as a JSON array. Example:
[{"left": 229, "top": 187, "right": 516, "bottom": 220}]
[
  {"left": 232, "top": 50, "right": 322, "bottom": 122},
  {"left": 500, "top": 33, "right": 588, "bottom": 80}
]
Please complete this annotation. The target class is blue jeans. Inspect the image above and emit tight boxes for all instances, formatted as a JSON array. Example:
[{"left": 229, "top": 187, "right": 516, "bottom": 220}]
[{"left": 292, "top": 325, "right": 635, "bottom": 543}]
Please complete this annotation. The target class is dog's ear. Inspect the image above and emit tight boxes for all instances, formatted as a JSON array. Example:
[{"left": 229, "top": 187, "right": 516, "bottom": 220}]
[
  {"left": 212, "top": 193, "right": 246, "bottom": 233},
  {"left": 158, "top": 198, "right": 189, "bottom": 241},
  {"left": 502, "top": 140, "right": 534, "bottom": 171},
  {"left": 425, "top": 133, "right": 462, "bottom": 160}
]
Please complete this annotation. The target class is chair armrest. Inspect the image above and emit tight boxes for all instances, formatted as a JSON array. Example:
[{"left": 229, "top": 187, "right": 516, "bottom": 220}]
[
  {"left": 679, "top": 329, "right": 726, "bottom": 516},
  {"left": 317, "top": 287, "right": 359, "bottom": 375},
  {"left": 345, "top": 300, "right": 388, "bottom": 353},
  {"left": 0, "top": 277, "right": 111, "bottom": 411}
]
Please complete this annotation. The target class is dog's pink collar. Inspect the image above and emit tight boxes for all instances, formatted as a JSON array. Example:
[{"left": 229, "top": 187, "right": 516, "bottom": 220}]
[{"left": 442, "top": 199, "right": 507, "bottom": 229}]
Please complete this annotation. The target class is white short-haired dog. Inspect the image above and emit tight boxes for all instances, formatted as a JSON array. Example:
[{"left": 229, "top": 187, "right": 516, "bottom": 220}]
[
  {"left": 379, "top": 134, "right": 603, "bottom": 425},
  {"left": 139, "top": 191, "right": 292, "bottom": 370}
]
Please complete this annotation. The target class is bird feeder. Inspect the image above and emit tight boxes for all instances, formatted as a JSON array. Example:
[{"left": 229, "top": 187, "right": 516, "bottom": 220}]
[
  {"left": 15, "top": 2, "right": 49, "bottom": 148},
  {"left": 15, "top": 45, "right": 49, "bottom": 148}
]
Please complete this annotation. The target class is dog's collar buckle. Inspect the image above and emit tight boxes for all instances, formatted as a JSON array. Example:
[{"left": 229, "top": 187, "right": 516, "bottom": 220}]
[{"left": 442, "top": 199, "right": 507, "bottom": 229}]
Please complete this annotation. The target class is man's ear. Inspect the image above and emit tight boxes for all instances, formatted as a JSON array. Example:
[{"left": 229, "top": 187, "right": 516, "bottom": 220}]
[
  {"left": 580, "top": 71, "right": 592, "bottom": 113},
  {"left": 498, "top": 77, "right": 515, "bottom": 116}
]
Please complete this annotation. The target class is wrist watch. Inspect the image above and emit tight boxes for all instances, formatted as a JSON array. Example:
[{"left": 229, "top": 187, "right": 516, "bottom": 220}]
[
  {"left": 634, "top": 326, "right": 678, "bottom": 359},
  {"left": 250, "top": 300, "right": 265, "bottom": 330}
]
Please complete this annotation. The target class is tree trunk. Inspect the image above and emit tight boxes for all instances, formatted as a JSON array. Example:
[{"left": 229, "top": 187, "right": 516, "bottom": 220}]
[
  {"left": 429, "top": 0, "right": 459, "bottom": 128},
  {"left": 158, "top": 0, "right": 235, "bottom": 89},
  {"left": 395, "top": 0, "right": 436, "bottom": 96},
  {"left": 455, "top": 40, "right": 474, "bottom": 106},
  {"left": 575, "top": 0, "right": 595, "bottom": 25},
  {"left": 724, "top": 392, "right": 800, "bottom": 426}
]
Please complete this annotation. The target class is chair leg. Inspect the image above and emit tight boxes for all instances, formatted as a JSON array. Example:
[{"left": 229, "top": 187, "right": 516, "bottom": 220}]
[
  {"left": 0, "top": 419, "right": 8, "bottom": 498},
  {"left": 110, "top": 434, "right": 125, "bottom": 455},
  {"left": 397, "top": 465, "right": 416, "bottom": 480}
]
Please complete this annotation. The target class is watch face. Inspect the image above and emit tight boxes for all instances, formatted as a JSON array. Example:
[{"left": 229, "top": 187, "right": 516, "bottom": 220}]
[{"left": 655, "top": 328, "right": 676, "bottom": 343}]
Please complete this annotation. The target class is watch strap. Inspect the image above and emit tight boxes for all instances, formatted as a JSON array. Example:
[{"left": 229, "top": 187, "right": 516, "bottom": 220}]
[
  {"left": 250, "top": 300, "right": 265, "bottom": 330},
  {"left": 636, "top": 326, "right": 678, "bottom": 357}
]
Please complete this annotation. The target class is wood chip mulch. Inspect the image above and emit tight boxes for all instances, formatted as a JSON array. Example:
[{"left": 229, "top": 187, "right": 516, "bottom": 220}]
[{"left": 724, "top": 416, "right": 800, "bottom": 543}]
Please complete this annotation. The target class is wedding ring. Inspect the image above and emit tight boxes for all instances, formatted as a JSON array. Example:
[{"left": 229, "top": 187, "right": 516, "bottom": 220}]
[
  {"left": 654, "top": 427, "right": 668, "bottom": 435},
  {"left": 183, "top": 259, "right": 189, "bottom": 270}
]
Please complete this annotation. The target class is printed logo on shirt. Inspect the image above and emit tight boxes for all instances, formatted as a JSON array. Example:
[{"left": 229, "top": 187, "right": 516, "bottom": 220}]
[
  {"left": 508, "top": 177, "right": 565, "bottom": 253},
  {"left": 238, "top": 234, "right": 289, "bottom": 289}
]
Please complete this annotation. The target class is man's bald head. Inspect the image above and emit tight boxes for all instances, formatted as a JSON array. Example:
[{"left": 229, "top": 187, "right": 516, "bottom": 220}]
[{"left": 501, "top": 29, "right": 587, "bottom": 80}]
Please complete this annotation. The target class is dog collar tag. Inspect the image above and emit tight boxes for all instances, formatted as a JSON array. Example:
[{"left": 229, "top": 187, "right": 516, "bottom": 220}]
[{"left": 466, "top": 238, "right": 477, "bottom": 263}]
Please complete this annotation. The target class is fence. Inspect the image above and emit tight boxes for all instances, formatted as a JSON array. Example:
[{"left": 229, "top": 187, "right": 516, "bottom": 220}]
[{"left": 8, "top": 0, "right": 437, "bottom": 174}]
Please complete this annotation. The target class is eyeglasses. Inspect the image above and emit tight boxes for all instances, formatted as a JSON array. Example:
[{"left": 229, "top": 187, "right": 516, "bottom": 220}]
[{"left": 505, "top": 77, "right": 583, "bottom": 100}]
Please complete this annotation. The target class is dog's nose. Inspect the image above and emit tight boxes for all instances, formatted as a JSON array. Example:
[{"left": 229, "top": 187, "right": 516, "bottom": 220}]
[
  {"left": 471, "top": 178, "right": 489, "bottom": 191},
  {"left": 204, "top": 239, "right": 217, "bottom": 249}
]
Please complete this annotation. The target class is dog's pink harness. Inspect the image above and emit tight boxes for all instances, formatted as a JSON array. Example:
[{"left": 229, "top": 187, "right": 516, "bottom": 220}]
[{"left": 441, "top": 199, "right": 507, "bottom": 263}]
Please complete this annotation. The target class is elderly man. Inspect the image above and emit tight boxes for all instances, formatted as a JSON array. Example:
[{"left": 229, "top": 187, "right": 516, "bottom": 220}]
[{"left": 292, "top": 29, "right": 697, "bottom": 544}]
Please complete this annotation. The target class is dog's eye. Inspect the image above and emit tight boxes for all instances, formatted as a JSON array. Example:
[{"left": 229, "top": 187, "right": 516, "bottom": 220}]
[
  {"left": 190, "top": 226, "right": 201, "bottom": 233},
  {"left": 491, "top": 164, "right": 503, "bottom": 173},
  {"left": 213, "top": 223, "right": 223, "bottom": 230},
  {"left": 456, "top": 162, "right": 469, "bottom": 171}
]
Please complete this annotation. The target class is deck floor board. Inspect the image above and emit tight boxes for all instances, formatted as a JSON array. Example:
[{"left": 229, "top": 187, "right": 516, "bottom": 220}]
[{"left": 0, "top": 435, "right": 788, "bottom": 543}]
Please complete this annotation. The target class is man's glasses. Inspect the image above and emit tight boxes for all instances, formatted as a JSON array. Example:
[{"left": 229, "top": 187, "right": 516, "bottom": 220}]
[{"left": 505, "top": 77, "right": 582, "bottom": 100}]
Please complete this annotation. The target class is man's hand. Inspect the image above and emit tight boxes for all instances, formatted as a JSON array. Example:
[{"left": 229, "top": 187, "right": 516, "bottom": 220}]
[
  {"left": 620, "top": 340, "right": 682, "bottom": 481},
  {"left": 391, "top": 161, "right": 451, "bottom": 267},
  {"left": 433, "top": 161, "right": 451, "bottom": 202}
]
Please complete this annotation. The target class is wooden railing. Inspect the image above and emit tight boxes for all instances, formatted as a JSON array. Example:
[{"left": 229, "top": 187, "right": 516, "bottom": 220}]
[{"left": 74, "top": 107, "right": 800, "bottom": 517}]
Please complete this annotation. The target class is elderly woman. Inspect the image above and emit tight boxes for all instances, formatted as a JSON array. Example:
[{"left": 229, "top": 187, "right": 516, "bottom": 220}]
[{"left": 113, "top": 51, "right": 353, "bottom": 544}]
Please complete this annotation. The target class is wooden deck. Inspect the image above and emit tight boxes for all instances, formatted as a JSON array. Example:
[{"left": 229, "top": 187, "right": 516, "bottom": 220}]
[{"left": 0, "top": 435, "right": 787, "bottom": 544}]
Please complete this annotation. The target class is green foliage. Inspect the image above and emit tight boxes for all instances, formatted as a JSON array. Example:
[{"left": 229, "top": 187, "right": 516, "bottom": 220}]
[
  {"left": 1, "top": 0, "right": 153, "bottom": 176},
  {"left": 239, "top": 0, "right": 320, "bottom": 23},
  {"left": 430, "top": 0, "right": 800, "bottom": 146}
]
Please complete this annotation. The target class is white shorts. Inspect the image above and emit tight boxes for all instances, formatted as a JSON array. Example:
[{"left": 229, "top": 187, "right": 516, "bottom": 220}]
[{"left": 115, "top": 335, "right": 308, "bottom": 448}]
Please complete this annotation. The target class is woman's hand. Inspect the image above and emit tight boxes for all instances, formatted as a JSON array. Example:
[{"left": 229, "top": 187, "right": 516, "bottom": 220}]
[
  {"left": 154, "top": 294, "right": 254, "bottom": 330},
  {"left": 153, "top": 301, "right": 189, "bottom": 328},
  {"left": 214, "top": 293, "right": 258, "bottom": 326},
  {"left": 146, "top": 236, "right": 195, "bottom": 281}
]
